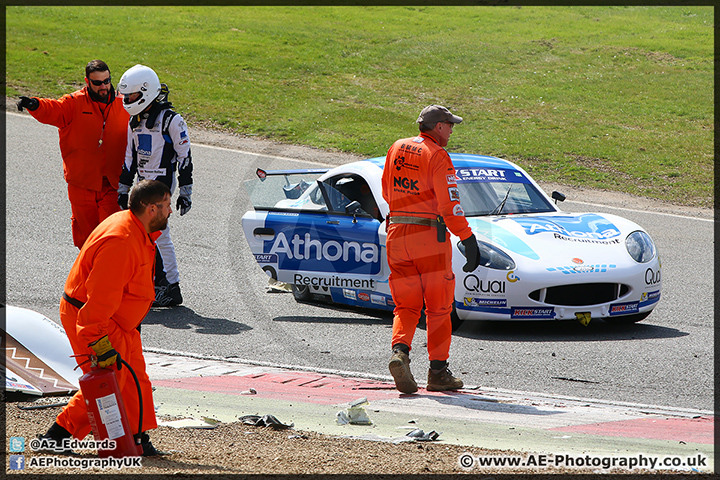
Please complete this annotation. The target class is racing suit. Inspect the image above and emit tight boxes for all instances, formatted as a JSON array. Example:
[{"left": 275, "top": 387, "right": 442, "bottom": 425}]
[
  {"left": 382, "top": 133, "right": 473, "bottom": 362},
  {"left": 119, "top": 102, "right": 193, "bottom": 285},
  {"left": 57, "top": 210, "right": 161, "bottom": 439},
  {"left": 28, "top": 87, "right": 129, "bottom": 248}
]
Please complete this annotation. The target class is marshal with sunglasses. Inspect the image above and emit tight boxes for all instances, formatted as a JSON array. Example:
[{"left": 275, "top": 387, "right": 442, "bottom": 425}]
[
  {"left": 90, "top": 77, "right": 112, "bottom": 86},
  {"left": 17, "top": 60, "right": 131, "bottom": 250}
]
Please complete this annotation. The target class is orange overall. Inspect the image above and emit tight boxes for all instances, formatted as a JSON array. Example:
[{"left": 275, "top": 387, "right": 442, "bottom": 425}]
[
  {"left": 382, "top": 133, "right": 472, "bottom": 361},
  {"left": 56, "top": 210, "right": 160, "bottom": 439},
  {"left": 30, "top": 87, "right": 129, "bottom": 248}
]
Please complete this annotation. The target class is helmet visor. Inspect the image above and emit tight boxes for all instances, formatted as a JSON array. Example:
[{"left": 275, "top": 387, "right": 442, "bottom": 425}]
[{"left": 123, "top": 92, "right": 142, "bottom": 104}]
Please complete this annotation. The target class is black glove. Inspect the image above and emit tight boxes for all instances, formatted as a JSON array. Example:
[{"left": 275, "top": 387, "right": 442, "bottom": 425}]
[
  {"left": 176, "top": 195, "right": 191, "bottom": 216},
  {"left": 461, "top": 234, "right": 481, "bottom": 272},
  {"left": 117, "top": 193, "right": 129, "bottom": 210},
  {"left": 17, "top": 96, "right": 39, "bottom": 112}
]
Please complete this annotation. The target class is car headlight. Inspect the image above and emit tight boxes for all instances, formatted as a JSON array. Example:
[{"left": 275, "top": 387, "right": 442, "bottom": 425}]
[
  {"left": 457, "top": 239, "right": 516, "bottom": 270},
  {"left": 625, "top": 230, "right": 656, "bottom": 263}
]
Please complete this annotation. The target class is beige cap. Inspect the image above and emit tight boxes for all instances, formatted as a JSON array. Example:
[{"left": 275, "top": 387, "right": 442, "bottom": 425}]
[{"left": 416, "top": 104, "right": 463, "bottom": 125}]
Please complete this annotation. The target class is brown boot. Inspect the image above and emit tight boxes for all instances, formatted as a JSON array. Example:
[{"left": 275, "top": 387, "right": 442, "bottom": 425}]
[
  {"left": 427, "top": 365, "right": 463, "bottom": 391},
  {"left": 388, "top": 349, "right": 418, "bottom": 394}
]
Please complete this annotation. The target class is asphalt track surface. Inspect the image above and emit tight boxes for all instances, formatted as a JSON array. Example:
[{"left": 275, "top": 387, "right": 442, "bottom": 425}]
[{"left": 5, "top": 111, "right": 714, "bottom": 418}]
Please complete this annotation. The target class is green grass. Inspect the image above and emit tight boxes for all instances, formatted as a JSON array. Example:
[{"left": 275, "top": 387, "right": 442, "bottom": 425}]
[{"left": 6, "top": 6, "right": 713, "bottom": 207}]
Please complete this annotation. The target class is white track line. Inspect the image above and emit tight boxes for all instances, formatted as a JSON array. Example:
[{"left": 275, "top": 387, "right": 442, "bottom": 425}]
[{"left": 10, "top": 111, "right": 710, "bottom": 221}]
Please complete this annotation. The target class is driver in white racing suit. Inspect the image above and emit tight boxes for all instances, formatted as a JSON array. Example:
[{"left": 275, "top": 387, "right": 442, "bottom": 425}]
[{"left": 116, "top": 64, "right": 193, "bottom": 307}]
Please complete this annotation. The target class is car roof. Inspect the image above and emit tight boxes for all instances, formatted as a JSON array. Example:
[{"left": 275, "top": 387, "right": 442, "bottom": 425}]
[{"left": 361, "top": 153, "right": 519, "bottom": 171}]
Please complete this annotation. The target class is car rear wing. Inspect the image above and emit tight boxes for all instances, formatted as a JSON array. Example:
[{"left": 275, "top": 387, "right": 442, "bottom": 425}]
[{"left": 256, "top": 168, "right": 329, "bottom": 180}]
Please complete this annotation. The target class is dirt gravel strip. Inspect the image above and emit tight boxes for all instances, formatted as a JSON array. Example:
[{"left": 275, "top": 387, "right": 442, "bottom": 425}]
[{"left": 5, "top": 395, "right": 707, "bottom": 476}]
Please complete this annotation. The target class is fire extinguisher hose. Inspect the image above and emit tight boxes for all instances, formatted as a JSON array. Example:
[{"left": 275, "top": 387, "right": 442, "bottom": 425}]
[{"left": 120, "top": 359, "right": 143, "bottom": 444}]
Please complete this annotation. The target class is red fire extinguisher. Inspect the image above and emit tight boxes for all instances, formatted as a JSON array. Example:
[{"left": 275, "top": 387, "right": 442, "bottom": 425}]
[{"left": 75, "top": 355, "right": 143, "bottom": 458}]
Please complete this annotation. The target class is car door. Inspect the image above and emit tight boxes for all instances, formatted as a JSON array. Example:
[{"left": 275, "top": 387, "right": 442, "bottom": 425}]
[{"left": 242, "top": 175, "right": 384, "bottom": 289}]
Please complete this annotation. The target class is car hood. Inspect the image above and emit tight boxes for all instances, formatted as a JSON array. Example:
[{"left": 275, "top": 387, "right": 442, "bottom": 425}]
[{"left": 466, "top": 212, "right": 642, "bottom": 264}]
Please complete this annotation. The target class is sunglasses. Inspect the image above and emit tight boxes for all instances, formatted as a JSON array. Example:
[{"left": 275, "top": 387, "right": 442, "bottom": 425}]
[{"left": 89, "top": 77, "right": 112, "bottom": 86}]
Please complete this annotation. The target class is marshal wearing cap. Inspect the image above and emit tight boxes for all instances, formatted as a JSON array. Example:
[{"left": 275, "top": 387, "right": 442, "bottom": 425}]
[{"left": 416, "top": 104, "right": 463, "bottom": 125}]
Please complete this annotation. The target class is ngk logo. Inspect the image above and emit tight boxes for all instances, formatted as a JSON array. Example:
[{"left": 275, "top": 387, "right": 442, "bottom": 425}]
[{"left": 393, "top": 176, "right": 419, "bottom": 191}]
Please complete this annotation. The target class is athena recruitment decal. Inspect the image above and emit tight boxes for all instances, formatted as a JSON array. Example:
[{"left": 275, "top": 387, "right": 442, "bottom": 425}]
[{"left": 263, "top": 213, "right": 381, "bottom": 275}]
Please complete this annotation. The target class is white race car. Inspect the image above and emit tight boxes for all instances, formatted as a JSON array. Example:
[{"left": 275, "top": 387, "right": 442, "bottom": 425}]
[{"left": 241, "top": 154, "right": 661, "bottom": 327}]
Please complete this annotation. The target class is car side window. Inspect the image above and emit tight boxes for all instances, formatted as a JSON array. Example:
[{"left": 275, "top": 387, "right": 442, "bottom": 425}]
[{"left": 324, "top": 175, "right": 382, "bottom": 220}]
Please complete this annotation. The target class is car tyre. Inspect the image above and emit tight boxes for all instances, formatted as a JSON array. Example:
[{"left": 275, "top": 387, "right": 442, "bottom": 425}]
[
  {"left": 604, "top": 311, "right": 651, "bottom": 324},
  {"left": 291, "top": 284, "right": 312, "bottom": 302}
]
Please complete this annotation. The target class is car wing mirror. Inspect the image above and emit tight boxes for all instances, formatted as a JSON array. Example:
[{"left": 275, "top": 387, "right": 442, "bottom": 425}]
[
  {"left": 551, "top": 191, "right": 566, "bottom": 204},
  {"left": 345, "top": 200, "right": 362, "bottom": 223}
]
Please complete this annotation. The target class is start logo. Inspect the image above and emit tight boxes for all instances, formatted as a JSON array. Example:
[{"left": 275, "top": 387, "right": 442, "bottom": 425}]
[
  {"left": 609, "top": 302, "right": 639, "bottom": 315},
  {"left": 511, "top": 307, "right": 555, "bottom": 319}
]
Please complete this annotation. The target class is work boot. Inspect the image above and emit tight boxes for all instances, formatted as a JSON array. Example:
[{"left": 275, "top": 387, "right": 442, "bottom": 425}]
[
  {"left": 36, "top": 422, "right": 76, "bottom": 455},
  {"left": 139, "top": 432, "right": 169, "bottom": 456},
  {"left": 388, "top": 349, "right": 418, "bottom": 394},
  {"left": 426, "top": 365, "right": 464, "bottom": 391}
]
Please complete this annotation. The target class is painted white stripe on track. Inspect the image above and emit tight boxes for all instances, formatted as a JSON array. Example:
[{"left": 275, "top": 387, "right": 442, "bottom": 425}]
[
  {"left": 564, "top": 199, "right": 713, "bottom": 222},
  {"left": 12, "top": 111, "right": 707, "bottom": 222}
]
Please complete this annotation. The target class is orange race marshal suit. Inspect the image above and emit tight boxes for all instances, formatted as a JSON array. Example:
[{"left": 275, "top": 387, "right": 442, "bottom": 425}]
[
  {"left": 29, "top": 86, "right": 129, "bottom": 247},
  {"left": 382, "top": 133, "right": 473, "bottom": 361},
  {"left": 56, "top": 209, "right": 160, "bottom": 439}
]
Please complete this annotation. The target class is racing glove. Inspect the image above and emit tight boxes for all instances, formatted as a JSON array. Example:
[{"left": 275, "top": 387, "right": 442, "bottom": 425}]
[
  {"left": 88, "top": 335, "right": 122, "bottom": 370},
  {"left": 461, "top": 234, "right": 481, "bottom": 272},
  {"left": 17, "top": 96, "right": 39, "bottom": 112},
  {"left": 117, "top": 183, "right": 131, "bottom": 210},
  {"left": 176, "top": 185, "right": 192, "bottom": 216}
]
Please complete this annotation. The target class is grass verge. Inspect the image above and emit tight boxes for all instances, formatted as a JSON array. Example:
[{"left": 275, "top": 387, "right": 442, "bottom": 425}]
[{"left": 6, "top": 6, "right": 713, "bottom": 207}]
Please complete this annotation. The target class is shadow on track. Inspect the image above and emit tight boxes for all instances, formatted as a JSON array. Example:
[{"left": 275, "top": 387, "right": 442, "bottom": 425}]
[
  {"left": 143, "top": 306, "right": 252, "bottom": 334},
  {"left": 452, "top": 319, "right": 688, "bottom": 342},
  {"left": 269, "top": 295, "right": 685, "bottom": 342}
]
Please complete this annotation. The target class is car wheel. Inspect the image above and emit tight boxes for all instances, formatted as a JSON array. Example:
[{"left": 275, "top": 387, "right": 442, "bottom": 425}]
[
  {"left": 262, "top": 265, "right": 277, "bottom": 280},
  {"left": 291, "top": 284, "right": 312, "bottom": 302},
  {"left": 450, "top": 305, "right": 465, "bottom": 331},
  {"left": 604, "top": 311, "right": 652, "bottom": 324}
]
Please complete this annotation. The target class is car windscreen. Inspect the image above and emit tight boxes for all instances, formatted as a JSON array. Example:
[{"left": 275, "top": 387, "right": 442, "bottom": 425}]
[{"left": 454, "top": 166, "right": 555, "bottom": 216}]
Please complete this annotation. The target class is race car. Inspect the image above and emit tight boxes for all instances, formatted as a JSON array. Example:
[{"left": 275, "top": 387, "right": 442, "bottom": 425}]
[{"left": 241, "top": 154, "right": 661, "bottom": 326}]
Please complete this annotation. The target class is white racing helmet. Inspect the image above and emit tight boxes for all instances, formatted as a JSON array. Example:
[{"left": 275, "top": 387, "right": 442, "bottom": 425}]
[{"left": 117, "top": 64, "right": 161, "bottom": 115}]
